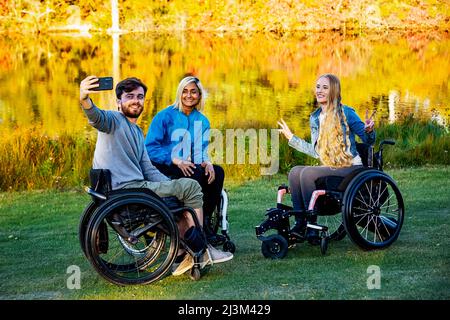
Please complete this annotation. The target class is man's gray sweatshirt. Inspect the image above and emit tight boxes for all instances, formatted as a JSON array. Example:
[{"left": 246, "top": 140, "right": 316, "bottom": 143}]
[{"left": 83, "top": 103, "right": 170, "bottom": 189}]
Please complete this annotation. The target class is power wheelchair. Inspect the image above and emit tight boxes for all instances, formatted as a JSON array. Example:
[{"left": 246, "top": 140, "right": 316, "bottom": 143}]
[
  {"left": 79, "top": 169, "right": 212, "bottom": 285},
  {"left": 255, "top": 140, "right": 405, "bottom": 258}
]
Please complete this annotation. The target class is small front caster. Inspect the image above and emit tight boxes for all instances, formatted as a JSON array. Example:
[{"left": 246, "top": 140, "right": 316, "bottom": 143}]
[
  {"left": 223, "top": 240, "right": 236, "bottom": 253},
  {"left": 261, "top": 234, "right": 288, "bottom": 259},
  {"left": 320, "top": 232, "right": 328, "bottom": 255},
  {"left": 189, "top": 266, "right": 201, "bottom": 281}
]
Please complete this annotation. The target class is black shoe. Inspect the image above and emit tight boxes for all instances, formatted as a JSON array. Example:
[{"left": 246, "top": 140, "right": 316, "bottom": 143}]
[
  {"left": 290, "top": 222, "right": 305, "bottom": 238},
  {"left": 306, "top": 228, "right": 320, "bottom": 245}
]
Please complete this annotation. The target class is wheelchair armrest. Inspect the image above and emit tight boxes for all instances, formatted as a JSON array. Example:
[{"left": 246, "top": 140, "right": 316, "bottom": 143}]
[
  {"left": 85, "top": 186, "right": 107, "bottom": 201},
  {"left": 308, "top": 190, "right": 326, "bottom": 211}
]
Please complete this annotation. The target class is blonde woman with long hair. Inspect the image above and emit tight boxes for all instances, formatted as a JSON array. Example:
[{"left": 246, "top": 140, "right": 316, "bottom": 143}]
[{"left": 278, "top": 74, "right": 375, "bottom": 240}]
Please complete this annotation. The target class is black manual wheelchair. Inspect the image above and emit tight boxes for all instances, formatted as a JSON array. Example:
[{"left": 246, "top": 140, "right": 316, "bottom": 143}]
[
  {"left": 162, "top": 165, "right": 236, "bottom": 254},
  {"left": 79, "top": 169, "right": 214, "bottom": 285},
  {"left": 255, "top": 140, "right": 405, "bottom": 258},
  {"left": 204, "top": 189, "right": 236, "bottom": 253}
]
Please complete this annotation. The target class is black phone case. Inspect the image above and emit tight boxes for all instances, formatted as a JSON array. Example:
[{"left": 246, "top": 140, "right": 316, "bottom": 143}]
[{"left": 93, "top": 77, "right": 113, "bottom": 91}]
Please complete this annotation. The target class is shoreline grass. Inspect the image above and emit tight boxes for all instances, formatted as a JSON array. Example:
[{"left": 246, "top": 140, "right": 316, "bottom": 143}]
[
  {"left": 1, "top": 117, "right": 448, "bottom": 191},
  {"left": 0, "top": 166, "right": 449, "bottom": 300}
]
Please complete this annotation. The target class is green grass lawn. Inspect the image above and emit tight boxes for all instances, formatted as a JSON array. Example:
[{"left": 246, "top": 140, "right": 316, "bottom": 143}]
[{"left": 0, "top": 166, "right": 449, "bottom": 300}]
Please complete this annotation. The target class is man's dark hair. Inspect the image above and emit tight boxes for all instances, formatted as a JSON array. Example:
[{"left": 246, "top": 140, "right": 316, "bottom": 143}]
[{"left": 115, "top": 77, "right": 148, "bottom": 99}]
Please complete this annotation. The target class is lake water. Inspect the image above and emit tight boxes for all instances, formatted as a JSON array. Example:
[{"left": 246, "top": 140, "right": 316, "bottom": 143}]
[{"left": 0, "top": 31, "right": 448, "bottom": 140}]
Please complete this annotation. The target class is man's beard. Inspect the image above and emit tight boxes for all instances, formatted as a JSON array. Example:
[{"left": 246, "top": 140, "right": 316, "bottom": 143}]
[{"left": 121, "top": 103, "right": 143, "bottom": 118}]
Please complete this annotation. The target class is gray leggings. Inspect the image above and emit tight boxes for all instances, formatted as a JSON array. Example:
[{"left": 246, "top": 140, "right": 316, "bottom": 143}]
[{"left": 288, "top": 165, "right": 363, "bottom": 211}]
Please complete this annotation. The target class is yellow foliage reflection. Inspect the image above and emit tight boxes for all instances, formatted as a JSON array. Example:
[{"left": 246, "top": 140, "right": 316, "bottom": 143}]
[{"left": 0, "top": 31, "right": 448, "bottom": 189}]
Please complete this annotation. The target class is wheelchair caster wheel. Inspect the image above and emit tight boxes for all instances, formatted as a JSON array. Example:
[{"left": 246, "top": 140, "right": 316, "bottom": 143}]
[
  {"left": 261, "top": 234, "right": 288, "bottom": 259},
  {"left": 189, "top": 267, "right": 201, "bottom": 281},
  {"left": 223, "top": 241, "right": 236, "bottom": 253},
  {"left": 320, "top": 235, "right": 328, "bottom": 255}
]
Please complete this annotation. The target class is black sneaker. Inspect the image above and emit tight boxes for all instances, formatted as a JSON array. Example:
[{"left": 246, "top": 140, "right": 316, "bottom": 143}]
[{"left": 290, "top": 222, "right": 305, "bottom": 238}]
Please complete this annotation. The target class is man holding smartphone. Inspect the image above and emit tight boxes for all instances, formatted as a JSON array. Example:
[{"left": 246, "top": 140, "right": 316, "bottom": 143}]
[{"left": 79, "top": 76, "right": 233, "bottom": 276}]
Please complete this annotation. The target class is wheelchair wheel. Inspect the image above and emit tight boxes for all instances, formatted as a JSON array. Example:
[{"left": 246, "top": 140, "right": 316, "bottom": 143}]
[
  {"left": 261, "top": 234, "right": 288, "bottom": 259},
  {"left": 189, "top": 266, "right": 201, "bottom": 281},
  {"left": 342, "top": 171, "right": 405, "bottom": 250},
  {"left": 316, "top": 215, "right": 346, "bottom": 241},
  {"left": 223, "top": 240, "right": 236, "bottom": 253},
  {"left": 320, "top": 233, "right": 328, "bottom": 255},
  {"left": 84, "top": 193, "right": 179, "bottom": 285}
]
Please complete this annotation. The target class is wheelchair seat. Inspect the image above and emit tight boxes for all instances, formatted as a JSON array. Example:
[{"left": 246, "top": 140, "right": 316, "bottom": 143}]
[
  {"left": 314, "top": 141, "right": 377, "bottom": 193},
  {"left": 88, "top": 168, "right": 184, "bottom": 210},
  {"left": 314, "top": 167, "right": 371, "bottom": 192}
]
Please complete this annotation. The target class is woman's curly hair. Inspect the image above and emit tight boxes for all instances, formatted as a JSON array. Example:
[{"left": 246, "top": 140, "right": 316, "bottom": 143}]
[{"left": 316, "top": 74, "right": 354, "bottom": 167}]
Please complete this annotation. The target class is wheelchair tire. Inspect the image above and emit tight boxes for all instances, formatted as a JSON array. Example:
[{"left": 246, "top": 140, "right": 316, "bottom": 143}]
[
  {"left": 79, "top": 201, "right": 98, "bottom": 257},
  {"left": 84, "top": 193, "right": 179, "bottom": 285},
  {"left": 320, "top": 234, "right": 328, "bottom": 255},
  {"left": 261, "top": 234, "right": 288, "bottom": 259},
  {"left": 223, "top": 240, "right": 236, "bottom": 253},
  {"left": 342, "top": 170, "right": 405, "bottom": 250}
]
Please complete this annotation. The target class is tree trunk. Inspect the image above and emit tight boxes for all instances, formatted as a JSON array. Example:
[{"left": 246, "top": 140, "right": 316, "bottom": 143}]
[{"left": 110, "top": 0, "right": 120, "bottom": 32}]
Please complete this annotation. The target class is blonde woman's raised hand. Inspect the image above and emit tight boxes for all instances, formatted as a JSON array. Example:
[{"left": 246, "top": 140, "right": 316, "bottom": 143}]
[{"left": 277, "top": 119, "right": 294, "bottom": 141}]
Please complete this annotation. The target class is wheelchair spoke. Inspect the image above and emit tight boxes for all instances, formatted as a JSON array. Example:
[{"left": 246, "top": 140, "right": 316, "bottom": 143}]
[
  {"left": 355, "top": 191, "right": 373, "bottom": 210},
  {"left": 379, "top": 193, "right": 396, "bottom": 210},
  {"left": 360, "top": 214, "right": 374, "bottom": 240},
  {"left": 373, "top": 217, "right": 384, "bottom": 242},
  {"left": 355, "top": 212, "right": 371, "bottom": 227},
  {"left": 353, "top": 206, "right": 373, "bottom": 214},
  {"left": 375, "top": 183, "right": 389, "bottom": 208},
  {"left": 365, "top": 181, "right": 376, "bottom": 209},
  {"left": 377, "top": 216, "right": 392, "bottom": 239}
]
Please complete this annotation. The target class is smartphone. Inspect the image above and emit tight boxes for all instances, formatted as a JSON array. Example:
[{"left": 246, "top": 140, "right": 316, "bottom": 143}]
[{"left": 92, "top": 77, "right": 113, "bottom": 91}]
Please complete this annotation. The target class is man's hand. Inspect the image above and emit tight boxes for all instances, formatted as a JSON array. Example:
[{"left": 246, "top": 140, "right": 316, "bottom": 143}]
[
  {"left": 277, "top": 119, "right": 294, "bottom": 141},
  {"left": 173, "top": 158, "right": 196, "bottom": 177},
  {"left": 201, "top": 161, "right": 215, "bottom": 184},
  {"left": 365, "top": 109, "right": 376, "bottom": 133},
  {"left": 80, "top": 76, "right": 100, "bottom": 109}
]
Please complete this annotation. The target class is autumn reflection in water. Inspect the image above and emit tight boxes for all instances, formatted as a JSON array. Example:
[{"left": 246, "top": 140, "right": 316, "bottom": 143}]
[{"left": 0, "top": 31, "right": 448, "bottom": 189}]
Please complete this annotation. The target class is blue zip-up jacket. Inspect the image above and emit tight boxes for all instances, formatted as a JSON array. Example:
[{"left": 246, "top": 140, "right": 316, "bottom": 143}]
[
  {"left": 145, "top": 105, "right": 210, "bottom": 166},
  {"left": 288, "top": 105, "right": 376, "bottom": 159}
]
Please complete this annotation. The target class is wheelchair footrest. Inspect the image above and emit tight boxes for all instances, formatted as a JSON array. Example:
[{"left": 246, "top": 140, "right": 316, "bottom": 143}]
[
  {"left": 306, "top": 223, "right": 328, "bottom": 232},
  {"left": 207, "top": 233, "right": 227, "bottom": 246}
]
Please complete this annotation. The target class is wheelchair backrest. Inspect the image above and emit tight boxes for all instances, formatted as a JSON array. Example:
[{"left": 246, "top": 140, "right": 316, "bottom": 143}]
[
  {"left": 89, "top": 169, "right": 112, "bottom": 195},
  {"left": 356, "top": 143, "right": 380, "bottom": 168}
]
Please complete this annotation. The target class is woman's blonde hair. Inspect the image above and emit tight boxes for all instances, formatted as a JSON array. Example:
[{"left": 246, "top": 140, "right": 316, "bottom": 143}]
[
  {"left": 173, "top": 76, "right": 207, "bottom": 112},
  {"left": 315, "top": 74, "right": 354, "bottom": 167}
]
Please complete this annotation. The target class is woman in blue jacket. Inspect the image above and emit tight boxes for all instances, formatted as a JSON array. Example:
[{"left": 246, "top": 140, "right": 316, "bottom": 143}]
[
  {"left": 278, "top": 73, "right": 376, "bottom": 238},
  {"left": 145, "top": 76, "right": 224, "bottom": 237}
]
